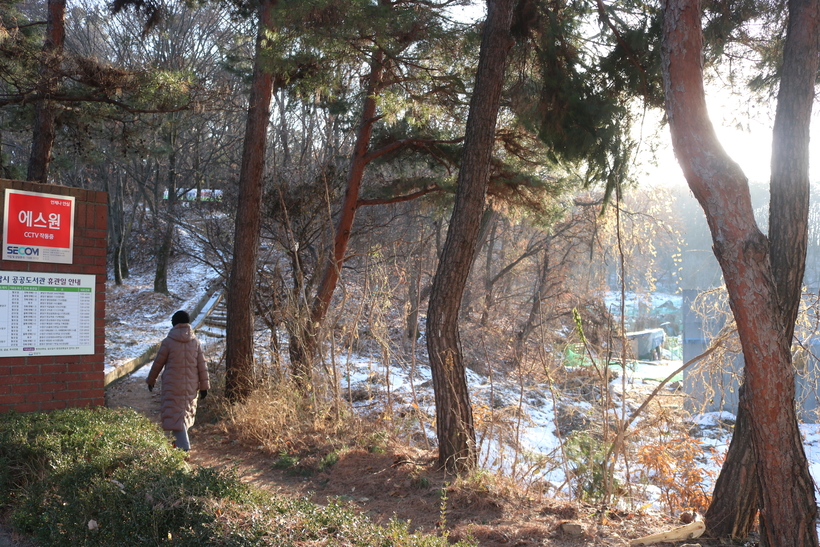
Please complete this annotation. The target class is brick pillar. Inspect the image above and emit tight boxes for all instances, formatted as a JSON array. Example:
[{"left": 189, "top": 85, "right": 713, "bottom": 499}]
[{"left": 0, "top": 179, "right": 107, "bottom": 412}]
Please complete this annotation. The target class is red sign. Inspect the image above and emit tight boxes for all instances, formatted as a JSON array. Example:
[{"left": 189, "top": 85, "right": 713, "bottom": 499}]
[{"left": 3, "top": 189, "right": 75, "bottom": 264}]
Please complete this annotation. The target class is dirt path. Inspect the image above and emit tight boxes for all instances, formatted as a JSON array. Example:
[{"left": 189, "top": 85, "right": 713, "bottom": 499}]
[
  {"left": 102, "top": 370, "right": 698, "bottom": 547},
  {"left": 105, "top": 370, "right": 163, "bottom": 422}
]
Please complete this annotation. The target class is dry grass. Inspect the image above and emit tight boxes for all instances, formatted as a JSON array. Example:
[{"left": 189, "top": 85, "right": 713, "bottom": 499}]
[{"left": 208, "top": 378, "right": 394, "bottom": 461}]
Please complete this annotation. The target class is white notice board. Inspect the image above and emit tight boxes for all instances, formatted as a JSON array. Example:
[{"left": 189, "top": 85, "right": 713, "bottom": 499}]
[{"left": 0, "top": 271, "right": 95, "bottom": 356}]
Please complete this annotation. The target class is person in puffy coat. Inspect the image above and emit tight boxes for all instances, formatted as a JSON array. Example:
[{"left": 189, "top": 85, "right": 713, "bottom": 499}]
[{"left": 146, "top": 310, "right": 209, "bottom": 451}]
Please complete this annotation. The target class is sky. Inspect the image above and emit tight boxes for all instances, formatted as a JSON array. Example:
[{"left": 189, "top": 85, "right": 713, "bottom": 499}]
[
  {"left": 640, "top": 98, "right": 820, "bottom": 190},
  {"left": 640, "top": 96, "right": 773, "bottom": 188}
]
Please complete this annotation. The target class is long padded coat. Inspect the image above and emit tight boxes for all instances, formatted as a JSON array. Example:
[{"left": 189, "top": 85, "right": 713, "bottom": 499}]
[{"left": 146, "top": 323, "right": 210, "bottom": 431}]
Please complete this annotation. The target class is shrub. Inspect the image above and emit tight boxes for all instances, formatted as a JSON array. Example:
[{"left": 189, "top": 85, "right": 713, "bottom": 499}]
[
  {"left": 0, "top": 407, "right": 181, "bottom": 510},
  {"left": 636, "top": 433, "right": 718, "bottom": 515},
  {"left": 319, "top": 448, "right": 341, "bottom": 471},
  {"left": 272, "top": 450, "right": 299, "bottom": 470},
  {"left": 564, "top": 431, "right": 612, "bottom": 502}
]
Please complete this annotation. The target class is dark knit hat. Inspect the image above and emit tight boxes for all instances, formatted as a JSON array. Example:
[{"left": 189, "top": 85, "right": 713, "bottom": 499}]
[{"left": 172, "top": 310, "right": 190, "bottom": 326}]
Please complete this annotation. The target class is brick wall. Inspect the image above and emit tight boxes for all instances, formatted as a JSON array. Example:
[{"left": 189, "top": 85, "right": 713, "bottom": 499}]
[{"left": 0, "top": 179, "right": 107, "bottom": 413}]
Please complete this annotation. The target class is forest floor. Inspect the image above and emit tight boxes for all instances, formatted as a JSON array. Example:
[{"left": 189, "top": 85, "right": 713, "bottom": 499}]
[
  {"left": 99, "top": 372, "right": 726, "bottom": 547},
  {"left": 95, "top": 247, "right": 740, "bottom": 546},
  {"left": 0, "top": 248, "right": 739, "bottom": 546}
]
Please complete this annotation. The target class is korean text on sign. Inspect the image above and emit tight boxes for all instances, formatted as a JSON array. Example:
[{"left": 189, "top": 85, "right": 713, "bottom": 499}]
[{"left": 5, "top": 193, "right": 72, "bottom": 249}]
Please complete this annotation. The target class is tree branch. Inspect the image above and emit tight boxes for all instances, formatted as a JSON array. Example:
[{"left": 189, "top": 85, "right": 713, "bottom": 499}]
[
  {"left": 362, "top": 136, "right": 463, "bottom": 164},
  {"left": 357, "top": 185, "right": 443, "bottom": 206}
]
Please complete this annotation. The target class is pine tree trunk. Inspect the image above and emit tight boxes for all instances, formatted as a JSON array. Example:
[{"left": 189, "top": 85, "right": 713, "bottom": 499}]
[
  {"left": 287, "top": 48, "right": 386, "bottom": 390},
  {"left": 704, "top": 385, "right": 759, "bottom": 538},
  {"left": 154, "top": 129, "right": 177, "bottom": 295},
  {"left": 661, "top": 0, "right": 819, "bottom": 542},
  {"left": 703, "top": 0, "right": 819, "bottom": 539},
  {"left": 225, "top": 0, "right": 276, "bottom": 402},
  {"left": 426, "top": 0, "right": 516, "bottom": 473},
  {"left": 27, "top": 0, "right": 65, "bottom": 184}
]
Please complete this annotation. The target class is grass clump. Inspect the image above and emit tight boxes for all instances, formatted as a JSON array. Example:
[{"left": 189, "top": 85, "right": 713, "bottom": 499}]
[
  {"left": 319, "top": 448, "right": 341, "bottom": 471},
  {"left": 272, "top": 450, "right": 299, "bottom": 470},
  {"left": 0, "top": 407, "right": 472, "bottom": 547}
]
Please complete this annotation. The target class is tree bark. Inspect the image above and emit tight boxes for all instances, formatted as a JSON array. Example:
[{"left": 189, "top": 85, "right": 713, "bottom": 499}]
[
  {"left": 154, "top": 127, "right": 177, "bottom": 295},
  {"left": 27, "top": 0, "right": 66, "bottom": 184},
  {"left": 479, "top": 213, "right": 499, "bottom": 326},
  {"left": 107, "top": 169, "right": 126, "bottom": 286},
  {"left": 121, "top": 195, "right": 135, "bottom": 279},
  {"left": 405, "top": 215, "right": 425, "bottom": 343},
  {"left": 225, "top": 0, "right": 276, "bottom": 402},
  {"left": 661, "top": 0, "right": 819, "bottom": 543},
  {"left": 426, "top": 0, "right": 516, "bottom": 473},
  {"left": 767, "top": 0, "right": 819, "bottom": 342},
  {"left": 704, "top": 384, "right": 760, "bottom": 538},
  {"left": 705, "top": 0, "right": 820, "bottom": 539},
  {"left": 460, "top": 206, "right": 496, "bottom": 319}
]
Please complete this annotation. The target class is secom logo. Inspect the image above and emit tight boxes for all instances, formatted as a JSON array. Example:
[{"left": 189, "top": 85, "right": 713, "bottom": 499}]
[{"left": 6, "top": 246, "right": 39, "bottom": 256}]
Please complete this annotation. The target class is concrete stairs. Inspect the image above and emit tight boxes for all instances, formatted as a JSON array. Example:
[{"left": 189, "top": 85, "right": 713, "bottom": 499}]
[
  {"left": 194, "top": 292, "right": 227, "bottom": 339},
  {"left": 105, "top": 286, "right": 226, "bottom": 386}
]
